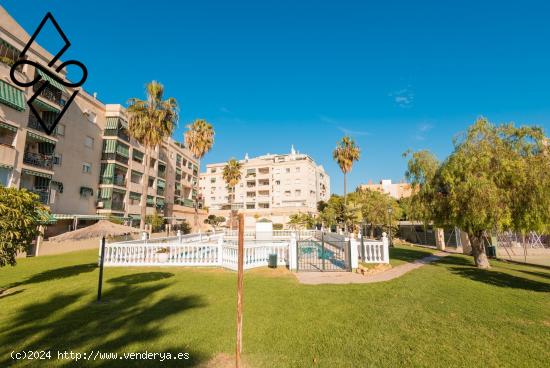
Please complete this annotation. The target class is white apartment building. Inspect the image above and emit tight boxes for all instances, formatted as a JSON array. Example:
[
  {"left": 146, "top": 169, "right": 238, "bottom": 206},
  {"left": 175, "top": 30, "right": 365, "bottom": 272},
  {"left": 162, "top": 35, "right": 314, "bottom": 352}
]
[{"left": 199, "top": 146, "right": 330, "bottom": 226}]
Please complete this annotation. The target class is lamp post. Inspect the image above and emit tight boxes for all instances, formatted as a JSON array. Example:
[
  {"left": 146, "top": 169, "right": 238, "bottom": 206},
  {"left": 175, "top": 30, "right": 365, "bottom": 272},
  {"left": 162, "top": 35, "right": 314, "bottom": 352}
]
[{"left": 387, "top": 206, "right": 393, "bottom": 247}]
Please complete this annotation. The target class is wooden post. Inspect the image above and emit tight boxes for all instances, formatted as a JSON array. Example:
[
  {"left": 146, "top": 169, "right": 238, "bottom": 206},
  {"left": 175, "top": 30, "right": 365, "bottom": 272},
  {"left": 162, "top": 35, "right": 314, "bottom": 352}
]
[
  {"left": 236, "top": 213, "right": 244, "bottom": 367},
  {"left": 97, "top": 236, "right": 106, "bottom": 302}
]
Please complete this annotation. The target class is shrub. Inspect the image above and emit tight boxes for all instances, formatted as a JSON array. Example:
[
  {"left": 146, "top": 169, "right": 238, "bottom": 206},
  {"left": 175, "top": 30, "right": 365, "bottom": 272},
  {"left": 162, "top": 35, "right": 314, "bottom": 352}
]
[
  {"left": 273, "top": 223, "right": 284, "bottom": 230},
  {"left": 145, "top": 213, "right": 165, "bottom": 232}
]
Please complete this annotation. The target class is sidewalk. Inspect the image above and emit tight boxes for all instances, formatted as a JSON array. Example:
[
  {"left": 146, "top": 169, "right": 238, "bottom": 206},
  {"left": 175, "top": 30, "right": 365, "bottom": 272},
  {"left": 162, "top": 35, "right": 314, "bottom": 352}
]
[{"left": 295, "top": 251, "right": 449, "bottom": 285}]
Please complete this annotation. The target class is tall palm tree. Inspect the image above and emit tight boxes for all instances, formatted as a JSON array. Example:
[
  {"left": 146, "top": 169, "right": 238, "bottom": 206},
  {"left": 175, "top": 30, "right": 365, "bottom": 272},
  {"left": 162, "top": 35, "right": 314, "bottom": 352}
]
[
  {"left": 333, "top": 136, "right": 361, "bottom": 229},
  {"left": 222, "top": 158, "right": 242, "bottom": 230},
  {"left": 184, "top": 119, "right": 215, "bottom": 228},
  {"left": 127, "top": 81, "right": 178, "bottom": 230}
]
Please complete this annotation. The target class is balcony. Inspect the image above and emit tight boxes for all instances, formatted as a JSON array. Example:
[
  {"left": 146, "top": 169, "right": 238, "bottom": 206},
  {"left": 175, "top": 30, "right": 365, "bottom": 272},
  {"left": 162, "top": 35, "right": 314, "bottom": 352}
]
[
  {"left": 103, "top": 200, "right": 125, "bottom": 211},
  {"left": 33, "top": 81, "right": 63, "bottom": 106},
  {"left": 100, "top": 176, "right": 126, "bottom": 187},
  {"left": 23, "top": 151, "right": 53, "bottom": 170},
  {"left": 29, "top": 189, "right": 49, "bottom": 204},
  {"left": 101, "top": 152, "right": 129, "bottom": 165},
  {"left": 103, "top": 128, "right": 130, "bottom": 142}
]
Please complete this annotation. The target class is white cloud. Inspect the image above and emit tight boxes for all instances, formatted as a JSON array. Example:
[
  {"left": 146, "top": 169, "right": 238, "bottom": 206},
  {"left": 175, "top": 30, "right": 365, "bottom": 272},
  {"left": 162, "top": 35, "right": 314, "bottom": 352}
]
[{"left": 389, "top": 86, "right": 414, "bottom": 108}]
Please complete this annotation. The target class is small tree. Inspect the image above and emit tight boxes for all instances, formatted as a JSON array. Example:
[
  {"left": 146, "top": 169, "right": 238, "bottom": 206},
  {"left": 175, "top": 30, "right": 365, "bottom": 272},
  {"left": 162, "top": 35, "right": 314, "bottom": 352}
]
[
  {"left": 145, "top": 213, "right": 165, "bottom": 232},
  {"left": 204, "top": 214, "right": 225, "bottom": 230},
  {"left": 0, "top": 187, "right": 47, "bottom": 267}
]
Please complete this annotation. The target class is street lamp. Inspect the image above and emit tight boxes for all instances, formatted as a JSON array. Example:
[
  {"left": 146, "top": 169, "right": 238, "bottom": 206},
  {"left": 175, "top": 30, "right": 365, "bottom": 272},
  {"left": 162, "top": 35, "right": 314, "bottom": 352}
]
[{"left": 387, "top": 206, "right": 393, "bottom": 247}]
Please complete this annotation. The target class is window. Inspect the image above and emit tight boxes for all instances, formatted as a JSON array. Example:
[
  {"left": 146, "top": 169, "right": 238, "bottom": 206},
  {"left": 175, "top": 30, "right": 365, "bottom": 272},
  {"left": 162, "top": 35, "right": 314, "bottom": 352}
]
[
  {"left": 284, "top": 190, "right": 291, "bottom": 197},
  {"left": 295, "top": 189, "right": 301, "bottom": 196},
  {"left": 211, "top": 168, "right": 217, "bottom": 173},
  {"left": 84, "top": 136, "right": 94, "bottom": 148},
  {"left": 87, "top": 111, "right": 97, "bottom": 123},
  {"left": 275, "top": 180, "right": 280, "bottom": 185},
  {"left": 148, "top": 177, "right": 155, "bottom": 187},
  {"left": 130, "top": 170, "right": 142, "bottom": 184},
  {"left": 150, "top": 157, "right": 156, "bottom": 168},
  {"left": 55, "top": 124, "right": 65, "bottom": 136},
  {"left": 0, "top": 167, "right": 11, "bottom": 186},
  {"left": 286, "top": 168, "right": 290, "bottom": 173},
  {"left": 129, "top": 192, "right": 141, "bottom": 205},
  {"left": 210, "top": 178, "right": 216, "bottom": 183},
  {"left": 82, "top": 162, "right": 92, "bottom": 173},
  {"left": 79, "top": 187, "right": 93, "bottom": 197},
  {"left": 53, "top": 153, "right": 62, "bottom": 165},
  {"left": 295, "top": 167, "right": 300, "bottom": 172},
  {"left": 132, "top": 149, "right": 144, "bottom": 164}
]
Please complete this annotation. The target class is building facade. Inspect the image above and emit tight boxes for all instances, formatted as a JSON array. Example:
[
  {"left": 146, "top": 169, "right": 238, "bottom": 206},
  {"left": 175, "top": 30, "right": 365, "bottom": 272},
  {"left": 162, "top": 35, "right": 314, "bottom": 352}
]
[
  {"left": 199, "top": 147, "right": 330, "bottom": 226},
  {"left": 359, "top": 179, "right": 413, "bottom": 199},
  {"left": 0, "top": 7, "right": 202, "bottom": 234}
]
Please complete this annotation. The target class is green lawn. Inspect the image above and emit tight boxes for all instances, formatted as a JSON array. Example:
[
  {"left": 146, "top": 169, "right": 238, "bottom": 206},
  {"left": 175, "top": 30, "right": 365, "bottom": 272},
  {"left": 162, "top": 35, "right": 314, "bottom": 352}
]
[{"left": 1, "top": 249, "right": 549, "bottom": 367}]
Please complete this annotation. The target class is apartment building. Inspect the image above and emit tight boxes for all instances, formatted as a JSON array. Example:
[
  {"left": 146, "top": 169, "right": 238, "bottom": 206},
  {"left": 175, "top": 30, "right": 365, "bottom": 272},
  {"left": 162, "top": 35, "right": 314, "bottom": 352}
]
[
  {"left": 0, "top": 7, "right": 201, "bottom": 234},
  {"left": 359, "top": 179, "right": 413, "bottom": 199},
  {"left": 199, "top": 146, "right": 330, "bottom": 226}
]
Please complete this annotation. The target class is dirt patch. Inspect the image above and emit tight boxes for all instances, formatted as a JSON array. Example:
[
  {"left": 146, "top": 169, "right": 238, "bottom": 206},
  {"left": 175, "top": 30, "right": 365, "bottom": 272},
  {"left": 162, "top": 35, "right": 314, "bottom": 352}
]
[{"left": 199, "top": 353, "right": 250, "bottom": 368}]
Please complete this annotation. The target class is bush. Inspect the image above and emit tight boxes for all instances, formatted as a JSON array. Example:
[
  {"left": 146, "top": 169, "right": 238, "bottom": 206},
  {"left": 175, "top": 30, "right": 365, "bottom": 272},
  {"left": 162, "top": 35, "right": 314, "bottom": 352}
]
[
  {"left": 172, "top": 219, "right": 191, "bottom": 234},
  {"left": 108, "top": 216, "right": 124, "bottom": 225},
  {"left": 273, "top": 223, "right": 284, "bottom": 230},
  {"left": 145, "top": 213, "right": 165, "bottom": 232}
]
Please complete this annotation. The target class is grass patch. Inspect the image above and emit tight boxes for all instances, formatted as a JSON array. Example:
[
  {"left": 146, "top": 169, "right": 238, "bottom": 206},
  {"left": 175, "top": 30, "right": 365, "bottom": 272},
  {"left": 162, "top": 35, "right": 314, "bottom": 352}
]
[{"left": 1, "top": 249, "right": 549, "bottom": 367}]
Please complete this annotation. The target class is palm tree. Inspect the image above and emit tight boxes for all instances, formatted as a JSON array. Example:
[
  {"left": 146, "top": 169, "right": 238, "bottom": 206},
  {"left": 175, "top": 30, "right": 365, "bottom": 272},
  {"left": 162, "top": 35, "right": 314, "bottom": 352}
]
[
  {"left": 184, "top": 119, "right": 215, "bottom": 228},
  {"left": 222, "top": 158, "right": 242, "bottom": 230},
  {"left": 333, "top": 136, "right": 361, "bottom": 230},
  {"left": 127, "top": 81, "right": 178, "bottom": 230}
]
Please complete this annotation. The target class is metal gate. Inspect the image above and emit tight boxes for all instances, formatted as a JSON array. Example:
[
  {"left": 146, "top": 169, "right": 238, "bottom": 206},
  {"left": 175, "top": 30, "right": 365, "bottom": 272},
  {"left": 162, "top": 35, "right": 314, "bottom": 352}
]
[{"left": 297, "top": 236, "right": 351, "bottom": 272}]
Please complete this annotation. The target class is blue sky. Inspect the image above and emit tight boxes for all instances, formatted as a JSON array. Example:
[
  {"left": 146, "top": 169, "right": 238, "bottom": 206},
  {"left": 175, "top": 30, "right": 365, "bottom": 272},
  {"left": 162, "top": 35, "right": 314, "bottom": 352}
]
[{"left": 4, "top": 0, "right": 550, "bottom": 194}]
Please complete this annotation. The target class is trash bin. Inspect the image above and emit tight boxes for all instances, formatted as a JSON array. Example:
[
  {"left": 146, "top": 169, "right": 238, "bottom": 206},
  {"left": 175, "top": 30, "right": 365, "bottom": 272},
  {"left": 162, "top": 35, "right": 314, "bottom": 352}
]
[{"left": 268, "top": 253, "right": 277, "bottom": 268}]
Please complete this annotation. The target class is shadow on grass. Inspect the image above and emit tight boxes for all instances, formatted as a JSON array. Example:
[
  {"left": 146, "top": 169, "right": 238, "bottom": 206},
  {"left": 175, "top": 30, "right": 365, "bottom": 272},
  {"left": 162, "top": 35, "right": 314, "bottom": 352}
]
[
  {"left": 2, "top": 263, "right": 97, "bottom": 290},
  {"left": 390, "top": 247, "right": 434, "bottom": 263},
  {"left": 448, "top": 267, "right": 550, "bottom": 292},
  {"left": 108, "top": 272, "right": 174, "bottom": 285},
  {"left": 517, "top": 269, "right": 550, "bottom": 280},
  {"left": 2, "top": 274, "right": 209, "bottom": 367}
]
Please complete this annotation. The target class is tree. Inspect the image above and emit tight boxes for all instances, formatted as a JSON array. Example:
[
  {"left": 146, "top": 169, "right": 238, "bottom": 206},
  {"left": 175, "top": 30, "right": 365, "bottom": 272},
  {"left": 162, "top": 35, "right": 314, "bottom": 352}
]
[
  {"left": 145, "top": 213, "right": 165, "bottom": 232},
  {"left": 333, "top": 136, "right": 361, "bottom": 230},
  {"left": 403, "top": 149, "right": 440, "bottom": 241},
  {"left": 348, "top": 188, "right": 401, "bottom": 237},
  {"left": 222, "top": 158, "right": 242, "bottom": 230},
  {"left": 288, "top": 213, "right": 316, "bottom": 230},
  {"left": 417, "top": 118, "right": 549, "bottom": 269},
  {"left": 318, "top": 194, "right": 351, "bottom": 230},
  {"left": 127, "top": 81, "right": 178, "bottom": 230},
  {"left": 184, "top": 119, "right": 215, "bottom": 229},
  {"left": 317, "top": 200, "right": 328, "bottom": 213},
  {"left": 0, "top": 187, "right": 47, "bottom": 267},
  {"left": 204, "top": 214, "right": 226, "bottom": 230}
]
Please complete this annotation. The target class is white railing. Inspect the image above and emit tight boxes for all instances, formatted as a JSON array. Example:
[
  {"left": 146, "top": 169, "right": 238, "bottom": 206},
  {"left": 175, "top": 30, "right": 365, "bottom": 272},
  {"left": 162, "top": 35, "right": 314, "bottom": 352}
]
[
  {"left": 103, "top": 231, "right": 389, "bottom": 269},
  {"left": 103, "top": 236, "right": 288, "bottom": 270},
  {"left": 223, "top": 229, "right": 318, "bottom": 240},
  {"left": 361, "top": 240, "right": 388, "bottom": 263}
]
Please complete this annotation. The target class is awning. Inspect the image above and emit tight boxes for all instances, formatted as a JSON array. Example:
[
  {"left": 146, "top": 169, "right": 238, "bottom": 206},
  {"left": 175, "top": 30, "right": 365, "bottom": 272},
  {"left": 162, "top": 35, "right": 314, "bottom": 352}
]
[
  {"left": 0, "top": 121, "right": 17, "bottom": 132},
  {"left": 27, "top": 131, "right": 56, "bottom": 145},
  {"left": 32, "top": 98, "right": 60, "bottom": 113},
  {"left": 133, "top": 149, "right": 144, "bottom": 160},
  {"left": 36, "top": 68, "right": 66, "bottom": 92},
  {"left": 129, "top": 214, "right": 141, "bottom": 220},
  {"left": 37, "top": 209, "right": 57, "bottom": 225},
  {"left": 22, "top": 169, "right": 52, "bottom": 179},
  {"left": 157, "top": 179, "right": 166, "bottom": 189},
  {"left": 146, "top": 196, "right": 155, "bottom": 205},
  {"left": 119, "top": 118, "right": 128, "bottom": 129},
  {"left": 116, "top": 142, "right": 129, "bottom": 158},
  {"left": 0, "top": 80, "right": 26, "bottom": 111},
  {"left": 0, "top": 163, "right": 13, "bottom": 169},
  {"left": 156, "top": 197, "right": 165, "bottom": 206},
  {"left": 99, "top": 187, "right": 112, "bottom": 199},
  {"left": 176, "top": 167, "right": 182, "bottom": 175},
  {"left": 105, "top": 117, "right": 118, "bottom": 129},
  {"left": 101, "top": 163, "right": 115, "bottom": 179},
  {"left": 103, "top": 139, "right": 117, "bottom": 153}
]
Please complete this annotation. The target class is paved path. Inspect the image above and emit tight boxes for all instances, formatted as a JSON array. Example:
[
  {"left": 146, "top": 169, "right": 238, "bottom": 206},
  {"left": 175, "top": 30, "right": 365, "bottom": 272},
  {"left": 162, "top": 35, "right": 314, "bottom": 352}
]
[{"left": 295, "top": 251, "right": 450, "bottom": 285}]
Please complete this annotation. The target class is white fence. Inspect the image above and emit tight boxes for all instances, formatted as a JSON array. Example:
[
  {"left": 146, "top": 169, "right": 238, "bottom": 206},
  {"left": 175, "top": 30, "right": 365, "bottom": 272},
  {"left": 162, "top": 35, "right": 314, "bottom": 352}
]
[{"left": 102, "top": 230, "right": 389, "bottom": 270}]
